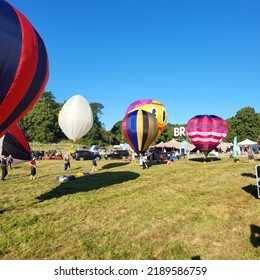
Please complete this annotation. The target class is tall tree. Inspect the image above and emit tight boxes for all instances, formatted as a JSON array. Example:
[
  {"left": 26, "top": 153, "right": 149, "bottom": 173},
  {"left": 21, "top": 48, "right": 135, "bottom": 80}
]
[{"left": 20, "top": 92, "right": 63, "bottom": 143}]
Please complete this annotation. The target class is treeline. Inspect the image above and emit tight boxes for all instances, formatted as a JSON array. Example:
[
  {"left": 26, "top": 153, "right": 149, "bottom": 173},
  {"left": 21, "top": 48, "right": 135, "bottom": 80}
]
[{"left": 19, "top": 91, "right": 260, "bottom": 146}]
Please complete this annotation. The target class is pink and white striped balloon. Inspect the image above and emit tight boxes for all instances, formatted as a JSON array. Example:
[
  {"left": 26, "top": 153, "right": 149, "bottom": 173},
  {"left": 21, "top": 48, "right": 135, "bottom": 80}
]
[{"left": 185, "top": 115, "right": 228, "bottom": 156}]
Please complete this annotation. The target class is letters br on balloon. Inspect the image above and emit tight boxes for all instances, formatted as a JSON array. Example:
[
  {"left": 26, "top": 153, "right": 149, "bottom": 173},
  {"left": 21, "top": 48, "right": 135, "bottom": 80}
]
[{"left": 0, "top": 0, "right": 49, "bottom": 138}]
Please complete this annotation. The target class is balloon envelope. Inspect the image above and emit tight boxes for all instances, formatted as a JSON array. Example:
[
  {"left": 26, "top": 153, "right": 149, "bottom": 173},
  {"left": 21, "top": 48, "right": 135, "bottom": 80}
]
[
  {"left": 58, "top": 95, "right": 93, "bottom": 141},
  {"left": 0, "top": 0, "right": 49, "bottom": 138},
  {"left": 185, "top": 115, "right": 228, "bottom": 156},
  {"left": 123, "top": 109, "right": 159, "bottom": 154},
  {"left": 126, "top": 99, "right": 167, "bottom": 135},
  {"left": 0, "top": 123, "right": 31, "bottom": 164}
]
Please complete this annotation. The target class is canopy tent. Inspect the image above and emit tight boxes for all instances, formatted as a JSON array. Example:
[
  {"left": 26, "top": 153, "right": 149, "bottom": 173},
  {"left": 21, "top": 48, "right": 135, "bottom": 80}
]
[
  {"left": 216, "top": 142, "right": 233, "bottom": 152},
  {"left": 237, "top": 139, "right": 257, "bottom": 146},
  {"left": 154, "top": 138, "right": 196, "bottom": 151},
  {"left": 153, "top": 141, "right": 165, "bottom": 148}
]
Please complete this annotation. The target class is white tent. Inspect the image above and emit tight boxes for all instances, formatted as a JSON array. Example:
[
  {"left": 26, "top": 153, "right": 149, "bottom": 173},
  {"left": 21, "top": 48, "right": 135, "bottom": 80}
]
[
  {"left": 217, "top": 142, "right": 233, "bottom": 152},
  {"left": 237, "top": 139, "right": 257, "bottom": 146}
]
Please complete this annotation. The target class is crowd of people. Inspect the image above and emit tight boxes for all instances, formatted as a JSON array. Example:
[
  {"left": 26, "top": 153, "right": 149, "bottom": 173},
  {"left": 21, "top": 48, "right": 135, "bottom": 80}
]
[{"left": 1, "top": 143, "right": 259, "bottom": 181}]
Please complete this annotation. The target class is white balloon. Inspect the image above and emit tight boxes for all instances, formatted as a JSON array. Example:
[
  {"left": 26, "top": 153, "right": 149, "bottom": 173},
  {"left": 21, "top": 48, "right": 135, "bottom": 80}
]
[{"left": 58, "top": 95, "right": 93, "bottom": 141}]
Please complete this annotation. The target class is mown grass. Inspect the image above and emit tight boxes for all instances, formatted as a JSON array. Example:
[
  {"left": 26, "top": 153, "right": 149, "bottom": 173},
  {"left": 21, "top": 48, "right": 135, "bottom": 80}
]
[{"left": 0, "top": 150, "right": 260, "bottom": 260}]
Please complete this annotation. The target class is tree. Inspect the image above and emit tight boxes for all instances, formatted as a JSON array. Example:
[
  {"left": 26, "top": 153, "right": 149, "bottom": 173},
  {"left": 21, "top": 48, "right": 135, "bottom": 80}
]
[
  {"left": 110, "top": 121, "right": 123, "bottom": 145},
  {"left": 225, "top": 107, "right": 260, "bottom": 142},
  {"left": 80, "top": 102, "right": 109, "bottom": 146},
  {"left": 20, "top": 92, "right": 63, "bottom": 143}
]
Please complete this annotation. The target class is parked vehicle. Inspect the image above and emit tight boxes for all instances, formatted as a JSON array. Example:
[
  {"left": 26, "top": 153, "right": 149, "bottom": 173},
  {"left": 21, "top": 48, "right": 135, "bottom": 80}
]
[
  {"left": 148, "top": 149, "right": 169, "bottom": 160},
  {"left": 72, "top": 150, "right": 101, "bottom": 160},
  {"left": 44, "top": 148, "right": 63, "bottom": 160},
  {"left": 104, "top": 150, "right": 130, "bottom": 160}
]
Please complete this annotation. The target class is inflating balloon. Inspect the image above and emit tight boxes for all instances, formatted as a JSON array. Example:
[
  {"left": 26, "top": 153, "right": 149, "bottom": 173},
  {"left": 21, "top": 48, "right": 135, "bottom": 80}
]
[
  {"left": 126, "top": 99, "right": 167, "bottom": 135},
  {"left": 0, "top": 123, "right": 31, "bottom": 164},
  {"left": 58, "top": 95, "right": 93, "bottom": 141},
  {"left": 122, "top": 109, "right": 159, "bottom": 154},
  {"left": 0, "top": 0, "right": 49, "bottom": 138},
  {"left": 185, "top": 115, "right": 228, "bottom": 157}
]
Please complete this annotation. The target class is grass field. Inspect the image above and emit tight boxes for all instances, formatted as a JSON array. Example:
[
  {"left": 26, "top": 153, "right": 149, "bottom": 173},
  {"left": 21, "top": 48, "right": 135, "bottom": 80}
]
[{"left": 0, "top": 150, "right": 260, "bottom": 260}]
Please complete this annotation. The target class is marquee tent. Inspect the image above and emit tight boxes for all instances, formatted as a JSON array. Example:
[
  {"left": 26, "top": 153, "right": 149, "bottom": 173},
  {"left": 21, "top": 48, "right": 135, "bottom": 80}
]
[
  {"left": 153, "top": 141, "right": 165, "bottom": 148},
  {"left": 154, "top": 138, "right": 196, "bottom": 151},
  {"left": 237, "top": 139, "right": 257, "bottom": 146},
  {"left": 216, "top": 142, "right": 233, "bottom": 152}
]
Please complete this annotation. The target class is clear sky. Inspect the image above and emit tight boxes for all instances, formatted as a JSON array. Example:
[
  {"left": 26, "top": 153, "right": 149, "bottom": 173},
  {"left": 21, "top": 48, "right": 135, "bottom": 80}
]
[{"left": 9, "top": 0, "right": 260, "bottom": 130}]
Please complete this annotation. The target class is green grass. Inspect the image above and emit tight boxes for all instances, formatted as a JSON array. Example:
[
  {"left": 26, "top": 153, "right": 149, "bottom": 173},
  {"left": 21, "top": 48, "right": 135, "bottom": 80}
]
[{"left": 1, "top": 151, "right": 260, "bottom": 260}]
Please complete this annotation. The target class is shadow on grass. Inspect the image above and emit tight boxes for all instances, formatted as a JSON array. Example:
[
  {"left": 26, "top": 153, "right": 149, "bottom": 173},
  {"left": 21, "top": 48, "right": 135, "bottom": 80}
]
[
  {"left": 241, "top": 173, "right": 256, "bottom": 179},
  {"left": 0, "top": 209, "right": 7, "bottom": 215},
  {"left": 101, "top": 162, "right": 130, "bottom": 169},
  {"left": 189, "top": 157, "right": 221, "bottom": 163},
  {"left": 250, "top": 224, "right": 260, "bottom": 247},
  {"left": 191, "top": 255, "right": 201, "bottom": 260},
  {"left": 242, "top": 184, "right": 259, "bottom": 198},
  {"left": 36, "top": 171, "right": 140, "bottom": 202}
]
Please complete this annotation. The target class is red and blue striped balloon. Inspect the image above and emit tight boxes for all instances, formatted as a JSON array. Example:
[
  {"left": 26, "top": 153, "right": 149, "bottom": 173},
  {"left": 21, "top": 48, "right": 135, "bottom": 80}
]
[
  {"left": 0, "top": 0, "right": 49, "bottom": 138},
  {"left": 185, "top": 115, "right": 228, "bottom": 156},
  {"left": 123, "top": 110, "right": 159, "bottom": 154}
]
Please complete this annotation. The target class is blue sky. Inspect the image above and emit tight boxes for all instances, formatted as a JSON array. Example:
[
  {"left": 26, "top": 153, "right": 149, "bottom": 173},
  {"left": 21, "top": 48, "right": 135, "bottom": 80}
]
[{"left": 9, "top": 0, "right": 260, "bottom": 130}]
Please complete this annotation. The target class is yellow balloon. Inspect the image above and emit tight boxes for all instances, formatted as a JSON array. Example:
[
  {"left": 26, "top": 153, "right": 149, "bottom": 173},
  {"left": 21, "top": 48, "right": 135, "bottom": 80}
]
[{"left": 126, "top": 99, "right": 167, "bottom": 134}]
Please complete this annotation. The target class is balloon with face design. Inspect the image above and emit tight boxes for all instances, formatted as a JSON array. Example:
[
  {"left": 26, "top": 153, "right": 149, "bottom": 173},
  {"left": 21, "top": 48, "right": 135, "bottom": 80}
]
[{"left": 126, "top": 99, "right": 167, "bottom": 135}]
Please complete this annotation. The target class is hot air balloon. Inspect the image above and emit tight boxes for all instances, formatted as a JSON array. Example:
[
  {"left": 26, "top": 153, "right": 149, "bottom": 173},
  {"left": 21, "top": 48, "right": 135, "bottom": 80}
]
[
  {"left": 58, "top": 95, "right": 93, "bottom": 141},
  {"left": 126, "top": 99, "right": 167, "bottom": 135},
  {"left": 123, "top": 109, "right": 159, "bottom": 155},
  {"left": 185, "top": 115, "right": 228, "bottom": 157},
  {"left": 0, "top": 123, "right": 31, "bottom": 164},
  {"left": 0, "top": 0, "right": 49, "bottom": 139}
]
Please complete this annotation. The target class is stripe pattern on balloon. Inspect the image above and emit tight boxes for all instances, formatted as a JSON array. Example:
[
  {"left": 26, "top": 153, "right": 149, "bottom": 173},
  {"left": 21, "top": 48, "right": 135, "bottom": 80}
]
[{"left": 122, "top": 109, "right": 159, "bottom": 155}]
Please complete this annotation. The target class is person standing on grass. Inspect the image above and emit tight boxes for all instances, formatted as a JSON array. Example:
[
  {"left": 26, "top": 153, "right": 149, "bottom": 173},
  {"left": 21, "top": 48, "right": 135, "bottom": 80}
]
[
  {"left": 1, "top": 156, "right": 8, "bottom": 181},
  {"left": 139, "top": 156, "right": 144, "bottom": 170},
  {"left": 30, "top": 156, "right": 37, "bottom": 180},
  {"left": 64, "top": 153, "right": 71, "bottom": 171},
  {"left": 131, "top": 151, "right": 136, "bottom": 163},
  {"left": 91, "top": 155, "right": 98, "bottom": 172},
  {"left": 247, "top": 147, "right": 255, "bottom": 163},
  {"left": 143, "top": 155, "right": 149, "bottom": 169},
  {"left": 8, "top": 155, "right": 13, "bottom": 169}
]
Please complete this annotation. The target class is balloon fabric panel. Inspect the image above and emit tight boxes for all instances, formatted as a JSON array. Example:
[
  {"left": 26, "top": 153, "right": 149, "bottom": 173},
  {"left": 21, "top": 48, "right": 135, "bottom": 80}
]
[
  {"left": 0, "top": 1, "right": 49, "bottom": 138},
  {"left": 140, "top": 111, "right": 158, "bottom": 152},
  {"left": 123, "top": 111, "right": 138, "bottom": 152},
  {"left": 0, "top": 1, "right": 21, "bottom": 103},
  {"left": 0, "top": 123, "right": 31, "bottom": 163},
  {"left": 8, "top": 123, "right": 31, "bottom": 153}
]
